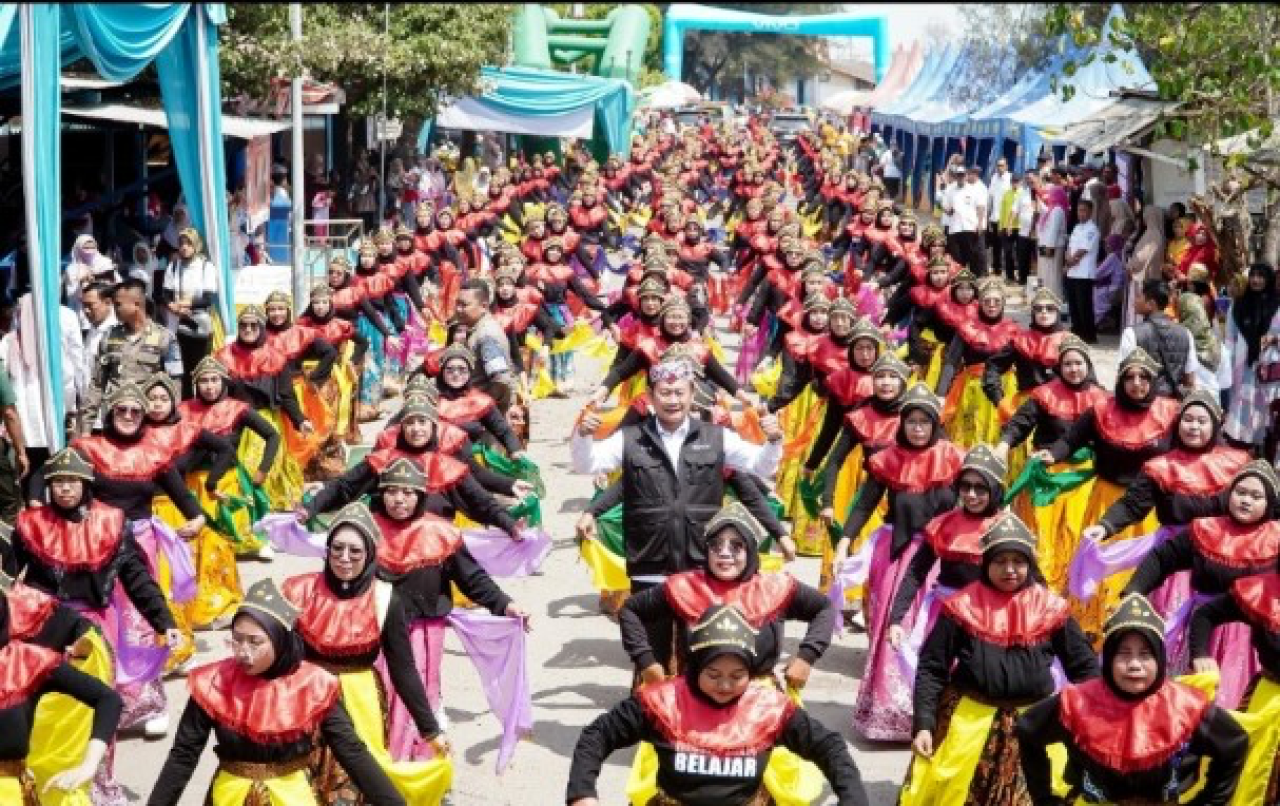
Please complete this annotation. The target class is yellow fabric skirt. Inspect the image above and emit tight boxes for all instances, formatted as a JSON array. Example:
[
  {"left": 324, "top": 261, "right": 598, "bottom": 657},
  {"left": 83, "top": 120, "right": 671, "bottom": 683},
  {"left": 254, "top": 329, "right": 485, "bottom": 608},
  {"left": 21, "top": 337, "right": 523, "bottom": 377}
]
[
  {"left": 775, "top": 386, "right": 825, "bottom": 555},
  {"left": 817, "top": 444, "right": 885, "bottom": 601},
  {"left": 209, "top": 768, "right": 317, "bottom": 806},
  {"left": 335, "top": 669, "right": 453, "bottom": 804},
  {"left": 1072, "top": 478, "right": 1161, "bottom": 641},
  {"left": 285, "top": 375, "right": 332, "bottom": 472},
  {"left": 1229, "top": 675, "right": 1280, "bottom": 806},
  {"left": 189, "top": 468, "right": 265, "bottom": 555},
  {"left": 899, "top": 696, "right": 1006, "bottom": 806},
  {"left": 1011, "top": 472, "right": 1096, "bottom": 597},
  {"left": 156, "top": 489, "right": 242, "bottom": 629},
  {"left": 941, "top": 365, "right": 1015, "bottom": 450},
  {"left": 626, "top": 683, "right": 823, "bottom": 806},
  {"left": 0, "top": 772, "right": 42, "bottom": 806},
  {"left": 996, "top": 391, "right": 1031, "bottom": 482},
  {"left": 27, "top": 629, "right": 112, "bottom": 806},
  {"left": 243, "top": 408, "right": 304, "bottom": 512}
]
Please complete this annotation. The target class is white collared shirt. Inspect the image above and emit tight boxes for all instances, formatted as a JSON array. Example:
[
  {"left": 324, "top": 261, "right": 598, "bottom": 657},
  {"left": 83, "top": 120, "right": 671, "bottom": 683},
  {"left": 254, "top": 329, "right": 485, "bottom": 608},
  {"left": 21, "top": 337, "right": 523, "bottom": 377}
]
[
  {"left": 571, "top": 415, "right": 782, "bottom": 479},
  {"left": 1066, "top": 220, "right": 1101, "bottom": 279}
]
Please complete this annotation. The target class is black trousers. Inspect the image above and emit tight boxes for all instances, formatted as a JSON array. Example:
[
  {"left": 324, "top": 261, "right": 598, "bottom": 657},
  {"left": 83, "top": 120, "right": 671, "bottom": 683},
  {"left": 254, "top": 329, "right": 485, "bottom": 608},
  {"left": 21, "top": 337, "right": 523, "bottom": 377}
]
[
  {"left": 1012, "top": 235, "right": 1036, "bottom": 284},
  {"left": 951, "top": 230, "right": 988, "bottom": 277},
  {"left": 987, "top": 225, "right": 1005, "bottom": 275},
  {"left": 1064, "top": 276, "right": 1097, "bottom": 343},
  {"left": 631, "top": 579, "right": 677, "bottom": 672},
  {"left": 884, "top": 176, "right": 901, "bottom": 201}
]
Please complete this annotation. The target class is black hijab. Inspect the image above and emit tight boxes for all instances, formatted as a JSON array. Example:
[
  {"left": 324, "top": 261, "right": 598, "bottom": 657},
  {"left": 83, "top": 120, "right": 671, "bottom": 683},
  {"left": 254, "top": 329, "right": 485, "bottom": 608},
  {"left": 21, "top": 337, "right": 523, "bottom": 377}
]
[
  {"left": 1100, "top": 626, "right": 1166, "bottom": 701},
  {"left": 323, "top": 524, "right": 379, "bottom": 600},
  {"left": 237, "top": 609, "right": 306, "bottom": 681},
  {"left": 1231, "top": 263, "right": 1279, "bottom": 366}
]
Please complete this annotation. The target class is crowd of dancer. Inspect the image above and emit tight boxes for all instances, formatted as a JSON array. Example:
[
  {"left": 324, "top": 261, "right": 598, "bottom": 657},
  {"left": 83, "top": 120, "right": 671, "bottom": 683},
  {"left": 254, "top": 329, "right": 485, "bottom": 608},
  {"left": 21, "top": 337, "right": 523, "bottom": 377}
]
[{"left": 1, "top": 112, "right": 1277, "bottom": 806}]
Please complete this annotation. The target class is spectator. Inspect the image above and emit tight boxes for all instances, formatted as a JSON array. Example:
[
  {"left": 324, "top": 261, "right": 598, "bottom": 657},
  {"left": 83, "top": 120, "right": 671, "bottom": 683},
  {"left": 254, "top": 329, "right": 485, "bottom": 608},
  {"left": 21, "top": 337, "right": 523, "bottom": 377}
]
[
  {"left": 1036, "top": 170, "right": 1070, "bottom": 299},
  {"left": 880, "top": 144, "right": 902, "bottom": 201},
  {"left": 354, "top": 167, "right": 380, "bottom": 234},
  {"left": 80, "top": 281, "right": 117, "bottom": 377},
  {"left": 1119, "top": 279, "right": 1198, "bottom": 398},
  {"left": 1064, "top": 198, "right": 1102, "bottom": 343},
  {"left": 1124, "top": 204, "right": 1167, "bottom": 329},
  {"left": 1224, "top": 263, "right": 1280, "bottom": 450},
  {"left": 161, "top": 228, "right": 219, "bottom": 397},
  {"left": 456, "top": 279, "right": 515, "bottom": 415},
  {"left": 1, "top": 293, "right": 83, "bottom": 502},
  {"left": 63, "top": 234, "right": 117, "bottom": 315},
  {"left": 1177, "top": 290, "right": 1223, "bottom": 397},
  {"left": 987, "top": 158, "right": 1013, "bottom": 279},
  {"left": 1165, "top": 215, "right": 1191, "bottom": 277},
  {"left": 0, "top": 360, "right": 26, "bottom": 521},
  {"left": 1005, "top": 171, "right": 1038, "bottom": 286},
  {"left": 950, "top": 166, "right": 989, "bottom": 276}
]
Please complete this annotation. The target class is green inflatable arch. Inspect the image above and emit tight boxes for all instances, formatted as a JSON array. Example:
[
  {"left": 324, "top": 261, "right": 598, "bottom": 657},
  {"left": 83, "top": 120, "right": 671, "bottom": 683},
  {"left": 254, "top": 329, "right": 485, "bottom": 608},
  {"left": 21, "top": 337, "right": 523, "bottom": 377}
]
[
  {"left": 663, "top": 4, "right": 889, "bottom": 84},
  {"left": 512, "top": 5, "right": 651, "bottom": 87}
]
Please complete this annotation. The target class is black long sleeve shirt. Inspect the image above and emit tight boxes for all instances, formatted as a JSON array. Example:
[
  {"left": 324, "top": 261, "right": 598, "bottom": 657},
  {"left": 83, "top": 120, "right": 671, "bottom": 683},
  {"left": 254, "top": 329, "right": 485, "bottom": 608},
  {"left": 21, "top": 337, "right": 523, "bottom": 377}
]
[
  {"left": 1017, "top": 693, "right": 1246, "bottom": 806},
  {"left": 566, "top": 696, "right": 868, "bottom": 806},
  {"left": 146, "top": 698, "right": 405, "bottom": 806},
  {"left": 618, "top": 578, "right": 834, "bottom": 674},
  {"left": 0, "top": 661, "right": 122, "bottom": 760},
  {"left": 913, "top": 612, "right": 1097, "bottom": 734},
  {"left": 1097, "top": 471, "right": 1225, "bottom": 537},
  {"left": 1122, "top": 529, "right": 1271, "bottom": 599},
  {"left": 1048, "top": 409, "right": 1171, "bottom": 487},
  {"left": 1188, "top": 594, "right": 1280, "bottom": 677}
]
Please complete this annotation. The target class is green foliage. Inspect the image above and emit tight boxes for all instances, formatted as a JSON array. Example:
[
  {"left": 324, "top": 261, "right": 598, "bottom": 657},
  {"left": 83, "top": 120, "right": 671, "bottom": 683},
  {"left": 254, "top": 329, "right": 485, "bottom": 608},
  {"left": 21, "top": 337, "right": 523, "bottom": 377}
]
[
  {"left": 221, "top": 4, "right": 513, "bottom": 120},
  {"left": 677, "top": 3, "right": 840, "bottom": 99},
  {"left": 1044, "top": 4, "right": 1280, "bottom": 161}
]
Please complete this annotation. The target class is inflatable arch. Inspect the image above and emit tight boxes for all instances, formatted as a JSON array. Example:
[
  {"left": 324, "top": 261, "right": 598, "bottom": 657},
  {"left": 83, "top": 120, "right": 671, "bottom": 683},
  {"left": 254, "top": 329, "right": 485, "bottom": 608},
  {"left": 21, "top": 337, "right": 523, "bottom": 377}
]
[
  {"left": 512, "top": 4, "right": 651, "bottom": 87},
  {"left": 663, "top": 4, "right": 889, "bottom": 85}
]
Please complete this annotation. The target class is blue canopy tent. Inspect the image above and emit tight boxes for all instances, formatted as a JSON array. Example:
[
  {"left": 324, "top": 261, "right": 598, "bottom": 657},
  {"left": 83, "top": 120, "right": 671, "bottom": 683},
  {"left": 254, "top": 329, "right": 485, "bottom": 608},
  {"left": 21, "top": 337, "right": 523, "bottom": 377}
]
[
  {"left": 423, "top": 65, "right": 635, "bottom": 159},
  {"left": 3, "top": 3, "right": 233, "bottom": 450}
]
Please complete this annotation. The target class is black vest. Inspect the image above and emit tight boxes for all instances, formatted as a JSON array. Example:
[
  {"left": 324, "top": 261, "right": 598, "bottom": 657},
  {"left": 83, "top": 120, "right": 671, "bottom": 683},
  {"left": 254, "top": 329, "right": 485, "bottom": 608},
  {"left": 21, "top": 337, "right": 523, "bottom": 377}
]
[
  {"left": 1134, "top": 314, "right": 1190, "bottom": 398},
  {"left": 620, "top": 418, "right": 726, "bottom": 578}
]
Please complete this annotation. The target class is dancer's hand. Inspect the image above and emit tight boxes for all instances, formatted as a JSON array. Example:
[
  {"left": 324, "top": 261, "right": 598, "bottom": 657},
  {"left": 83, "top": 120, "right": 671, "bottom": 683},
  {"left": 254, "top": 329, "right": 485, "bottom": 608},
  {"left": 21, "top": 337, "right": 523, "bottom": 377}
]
[
  {"left": 512, "top": 480, "right": 535, "bottom": 500},
  {"left": 164, "top": 629, "right": 186, "bottom": 651},
  {"left": 578, "top": 411, "right": 602, "bottom": 436},
  {"left": 639, "top": 664, "right": 666, "bottom": 686},
  {"left": 588, "top": 387, "right": 609, "bottom": 407},
  {"left": 298, "top": 420, "right": 315, "bottom": 436},
  {"left": 1192, "top": 657, "right": 1220, "bottom": 674},
  {"left": 505, "top": 603, "right": 533, "bottom": 631},
  {"left": 177, "top": 516, "right": 205, "bottom": 540},
  {"left": 1030, "top": 449, "right": 1055, "bottom": 464},
  {"left": 819, "top": 507, "right": 835, "bottom": 527},
  {"left": 887, "top": 624, "right": 905, "bottom": 649},
  {"left": 44, "top": 739, "right": 106, "bottom": 793},
  {"left": 832, "top": 537, "right": 851, "bottom": 567},
  {"left": 761, "top": 413, "right": 783, "bottom": 443},
  {"left": 783, "top": 657, "right": 812, "bottom": 690},
  {"left": 253, "top": 470, "right": 268, "bottom": 487},
  {"left": 508, "top": 519, "right": 527, "bottom": 541},
  {"left": 427, "top": 733, "right": 452, "bottom": 758},
  {"left": 295, "top": 506, "right": 311, "bottom": 524},
  {"left": 575, "top": 512, "right": 597, "bottom": 542},
  {"left": 912, "top": 730, "right": 934, "bottom": 759},
  {"left": 777, "top": 535, "right": 798, "bottom": 562},
  {"left": 1081, "top": 525, "right": 1107, "bottom": 544}
]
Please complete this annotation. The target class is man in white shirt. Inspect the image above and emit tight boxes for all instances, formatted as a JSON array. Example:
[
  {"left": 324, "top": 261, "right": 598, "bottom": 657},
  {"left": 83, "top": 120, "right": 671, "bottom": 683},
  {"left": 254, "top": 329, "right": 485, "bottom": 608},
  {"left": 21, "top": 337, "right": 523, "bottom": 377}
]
[
  {"left": 80, "top": 281, "right": 117, "bottom": 379},
  {"left": 1117, "top": 279, "right": 1200, "bottom": 397},
  {"left": 880, "top": 145, "right": 902, "bottom": 201},
  {"left": 986, "top": 158, "right": 1013, "bottom": 280},
  {"left": 1009, "top": 173, "right": 1039, "bottom": 285},
  {"left": 950, "top": 166, "right": 989, "bottom": 276},
  {"left": 1064, "top": 198, "right": 1102, "bottom": 343},
  {"left": 571, "top": 357, "right": 783, "bottom": 669}
]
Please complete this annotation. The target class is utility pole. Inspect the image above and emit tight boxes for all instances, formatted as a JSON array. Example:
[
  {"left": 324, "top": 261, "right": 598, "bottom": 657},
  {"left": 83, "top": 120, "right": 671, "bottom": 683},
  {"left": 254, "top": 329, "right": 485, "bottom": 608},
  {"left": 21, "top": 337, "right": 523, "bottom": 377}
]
[
  {"left": 290, "top": 3, "right": 306, "bottom": 307},
  {"left": 378, "top": 3, "right": 390, "bottom": 227}
]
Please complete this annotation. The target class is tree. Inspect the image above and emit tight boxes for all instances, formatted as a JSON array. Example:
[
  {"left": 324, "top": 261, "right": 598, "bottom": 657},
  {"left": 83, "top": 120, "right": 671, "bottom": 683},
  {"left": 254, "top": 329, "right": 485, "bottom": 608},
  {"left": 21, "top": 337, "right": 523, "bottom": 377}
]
[
  {"left": 1046, "top": 3, "right": 1280, "bottom": 264},
  {"left": 675, "top": 3, "right": 840, "bottom": 100},
  {"left": 221, "top": 4, "right": 513, "bottom": 121}
]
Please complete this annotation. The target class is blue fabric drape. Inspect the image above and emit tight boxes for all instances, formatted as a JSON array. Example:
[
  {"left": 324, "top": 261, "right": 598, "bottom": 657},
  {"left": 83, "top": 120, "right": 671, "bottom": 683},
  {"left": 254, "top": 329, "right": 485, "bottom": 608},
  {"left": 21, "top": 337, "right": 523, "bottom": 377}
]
[
  {"left": 22, "top": 4, "right": 67, "bottom": 448},
  {"left": 475, "top": 66, "right": 634, "bottom": 156},
  {"left": 156, "top": 10, "right": 234, "bottom": 324},
  {"left": 68, "top": 3, "right": 190, "bottom": 80}
]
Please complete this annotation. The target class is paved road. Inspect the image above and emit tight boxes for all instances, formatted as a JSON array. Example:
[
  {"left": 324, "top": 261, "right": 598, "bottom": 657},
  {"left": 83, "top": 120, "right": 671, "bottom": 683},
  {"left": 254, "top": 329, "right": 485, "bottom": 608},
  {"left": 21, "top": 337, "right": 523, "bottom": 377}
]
[{"left": 116, "top": 287, "right": 1119, "bottom": 804}]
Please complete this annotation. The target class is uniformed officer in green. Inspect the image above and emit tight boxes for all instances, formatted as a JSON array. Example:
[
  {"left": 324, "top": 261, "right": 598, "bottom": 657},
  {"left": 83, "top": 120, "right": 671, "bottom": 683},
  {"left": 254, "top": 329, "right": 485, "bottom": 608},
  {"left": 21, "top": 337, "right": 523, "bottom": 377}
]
[{"left": 80, "top": 278, "right": 183, "bottom": 434}]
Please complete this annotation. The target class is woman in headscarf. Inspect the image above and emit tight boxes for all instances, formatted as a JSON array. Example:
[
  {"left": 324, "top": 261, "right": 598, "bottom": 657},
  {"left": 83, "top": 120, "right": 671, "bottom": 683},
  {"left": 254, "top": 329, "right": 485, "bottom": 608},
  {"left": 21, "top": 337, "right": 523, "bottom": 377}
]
[
  {"left": 12, "top": 448, "right": 183, "bottom": 795},
  {"left": 1035, "top": 183, "right": 1069, "bottom": 300},
  {"left": 1032, "top": 348, "right": 1178, "bottom": 637},
  {"left": 1091, "top": 234, "right": 1128, "bottom": 330},
  {"left": 282, "top": 502, "right": 452, "bottom": 803},
  {"left": 1177, "top": 220, "right": 1220, "bottom": 284},
  {"left": 996, "top": 336, "right": 1106, "bottom": 590},
  {"left": 1117, "top": 460, "right": 1280, "bottom": 708},
  {"left": 145, "top": 578, "right": 406, "bottom": 806},
  {"left": 429, "top": 345, "right": 526, "bottom": 458},
  {"left": 936, "top": 278, "right": 1020, "bottom": 449},
  {"left": 0, "top": 569, "right": 123, "bottom": 806},
  {"left": 1124, "top": 204, "right": 1166, "bottom": 329},
  {"left": 832, "top": 384, "right": 965, "bottom": 741},
  {"left": 899, "top": 514, "right": 1096, "bottom": 806},
  {"left": 1224, "top": 263, "right": 1280, "bottom": 450},
  {"left": 1017, "top": 594, "right": 1246, "bottom": 806},
  {"left": 566, "top": 604, "right": 869, "bottom": 806},
  {"left": 162, "top": 227, "right": 220, "bottom": 397},
  {"left": 1164, "top": 215, "right": 1191, "bottom": 275},
  {"left": 1108, "top": 196, "right": 1136, "bottom": 240},
  {"left": 1177, "top": 288, "right": 1224, "bottom": 396},
  {"left": 884, "top": 445, "right": 1010, "bottom": 676},
  {"left": 64, "top": 235, "right": 118, "bottom": 315}
]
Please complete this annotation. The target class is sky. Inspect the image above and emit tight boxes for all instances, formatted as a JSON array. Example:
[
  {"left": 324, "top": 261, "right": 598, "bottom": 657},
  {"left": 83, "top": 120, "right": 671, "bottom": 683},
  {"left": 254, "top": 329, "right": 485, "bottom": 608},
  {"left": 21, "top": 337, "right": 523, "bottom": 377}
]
[{"left": 846, "top": 3, "right": 964, "bottom": 49}]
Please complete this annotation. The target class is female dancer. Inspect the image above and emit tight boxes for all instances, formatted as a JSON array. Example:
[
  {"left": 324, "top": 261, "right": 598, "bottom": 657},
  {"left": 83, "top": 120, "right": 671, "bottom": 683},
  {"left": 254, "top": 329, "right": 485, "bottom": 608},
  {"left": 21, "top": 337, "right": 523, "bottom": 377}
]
[
  {"left": 146, "top": 578, "right": 406, "bottom": 805},
  {"left": 1017, "top": 594, "right": 1246, "bottom": 806},
  {"left": 900, "top": 514, "right": 1096, "bottom": 805},
  {"left": 566, "top": 604, "right": 868, "bottom": 806},
  {"left": 936, "top": 278, "right": 1020, "bottom": 448}
]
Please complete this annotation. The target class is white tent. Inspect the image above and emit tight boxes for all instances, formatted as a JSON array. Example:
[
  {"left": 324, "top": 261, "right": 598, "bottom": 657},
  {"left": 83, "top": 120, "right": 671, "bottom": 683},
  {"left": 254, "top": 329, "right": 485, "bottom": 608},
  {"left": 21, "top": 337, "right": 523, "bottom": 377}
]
[{"left": 638, "top": 80, "right": 702, "bottom": 109}]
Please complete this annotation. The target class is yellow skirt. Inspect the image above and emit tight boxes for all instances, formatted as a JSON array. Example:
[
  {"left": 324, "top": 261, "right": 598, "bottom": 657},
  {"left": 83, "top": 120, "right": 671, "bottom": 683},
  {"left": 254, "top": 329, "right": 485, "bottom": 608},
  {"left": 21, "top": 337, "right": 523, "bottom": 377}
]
[
  {"left": 332, "top": 669, "right": 453, "bottom": 804},
  {"left": 1229, "top": 675, "right": 1280, "bottom": 806},
  {"left": 775, "top": 387, "right": 825, "bottom": 555},
  {"left": 243, "top": 408, "right": 304, "bottom": 512},
  {"left": 941, "top": 365, "right": 1015, "bottom": 450},
  {"left": 1072, "top": 478, "right": 1160, "bottom": 641},
  {"left": 209, "top": 768, "right": 317, "bottom": 806},
  {"left": 157, "top": 488, "right": 242, "bottom": 629},
  {"left": 816, "top": 444, "right": 885, "bottom": 601},
  {"left": 1012, "top": 473, "right": 1095, "bottom": 597},
  {"left": 0, "top": 772, "right": 41, "bottom": 806},
  {"left": 996, "top": 391, "right": 1031, "bottom": 482},
  {"left": 626, "top": 683, "right": 823, "bottom": 806},
  {"left": 27, "top": 629, "right": 112, "bottom": 806},
  {"left": 189, "top": 468, "right": 266, "bottom": 556}
]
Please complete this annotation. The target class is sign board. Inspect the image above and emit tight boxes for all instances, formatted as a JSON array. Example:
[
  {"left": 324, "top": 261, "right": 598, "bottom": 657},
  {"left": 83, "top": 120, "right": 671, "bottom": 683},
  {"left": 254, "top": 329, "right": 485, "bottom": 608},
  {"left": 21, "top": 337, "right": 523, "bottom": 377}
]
[
  {"left": 232, "top": 264, "right": 294, "bottom": 306},
  {"left": 377, "top": 117, "right": 403, "bottom": 141}
]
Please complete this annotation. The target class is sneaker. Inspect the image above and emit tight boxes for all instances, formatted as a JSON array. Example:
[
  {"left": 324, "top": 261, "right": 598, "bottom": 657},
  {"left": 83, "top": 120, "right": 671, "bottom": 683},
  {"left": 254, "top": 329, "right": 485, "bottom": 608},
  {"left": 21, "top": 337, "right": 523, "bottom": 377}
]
[
  {"left": 143, "top": 714, "right": 170, "bottom": 739},
  {"left": 253, "top": 544, "right": 276, "bottom": 562}
]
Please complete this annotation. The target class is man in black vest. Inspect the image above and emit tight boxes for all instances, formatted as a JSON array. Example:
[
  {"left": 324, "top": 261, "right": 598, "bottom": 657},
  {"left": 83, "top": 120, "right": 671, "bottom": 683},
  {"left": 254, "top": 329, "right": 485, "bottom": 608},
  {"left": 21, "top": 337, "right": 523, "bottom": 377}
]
[
  {"left": 571, "top": 356, "right": 784, "bottom": 668},
  {"left": 1121, "top": 279, "right": 1199, "bottom": 398}
]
